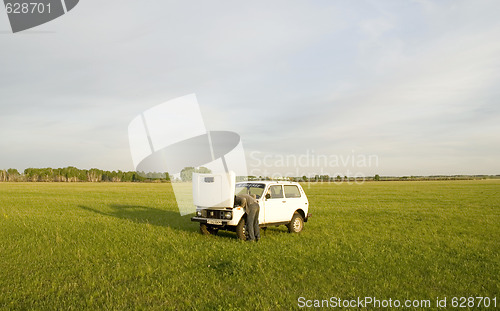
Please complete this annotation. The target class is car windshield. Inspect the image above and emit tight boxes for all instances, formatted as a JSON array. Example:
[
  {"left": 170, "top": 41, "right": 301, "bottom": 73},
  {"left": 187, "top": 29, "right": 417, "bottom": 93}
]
[{"left": 235, "top": 183, "right": 265, "bottom": 199}]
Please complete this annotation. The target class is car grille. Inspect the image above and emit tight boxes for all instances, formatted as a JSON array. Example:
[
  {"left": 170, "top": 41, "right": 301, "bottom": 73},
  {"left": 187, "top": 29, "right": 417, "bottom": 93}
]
[{"left": 203, "top": 210, "right": 226, "bottom": 219}]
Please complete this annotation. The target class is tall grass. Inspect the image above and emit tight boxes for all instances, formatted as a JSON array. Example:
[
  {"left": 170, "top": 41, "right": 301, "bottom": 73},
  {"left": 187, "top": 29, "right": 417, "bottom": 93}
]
[{"left": 0, "top": 180, "right": 498, "bottom": 310}]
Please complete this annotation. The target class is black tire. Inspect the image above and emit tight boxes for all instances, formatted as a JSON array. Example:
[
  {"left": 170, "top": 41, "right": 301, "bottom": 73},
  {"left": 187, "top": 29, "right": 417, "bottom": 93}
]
[
  {"left": 200, "top": 223, "right": 218, "bottom": 235},
  {"left": 287, "top": 212, "right": 304, "bottom": 233},
  {"left": 235, "top": 218, "right": 247, "bottom": 240}
]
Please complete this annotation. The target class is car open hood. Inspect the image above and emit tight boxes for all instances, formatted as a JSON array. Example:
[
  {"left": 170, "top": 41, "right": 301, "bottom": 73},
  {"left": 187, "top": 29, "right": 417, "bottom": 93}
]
[{"left": 192, "top": 171, "right": 235, "bottom": 208}]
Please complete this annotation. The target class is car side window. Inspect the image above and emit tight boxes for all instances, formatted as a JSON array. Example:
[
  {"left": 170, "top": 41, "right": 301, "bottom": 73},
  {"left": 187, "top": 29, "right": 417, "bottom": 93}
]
[
  {"left": 268, "top": 185, "right": 283, "bottom": 199},
  {"left": 284, "top": 185, "right": 301, "bottom": 198}
]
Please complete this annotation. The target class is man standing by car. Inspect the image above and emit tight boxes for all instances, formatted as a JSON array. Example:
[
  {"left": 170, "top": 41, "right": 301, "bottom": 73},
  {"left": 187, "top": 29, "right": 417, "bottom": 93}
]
[{"left": 235, "top": 194, "right": 260, "bottom": 242}]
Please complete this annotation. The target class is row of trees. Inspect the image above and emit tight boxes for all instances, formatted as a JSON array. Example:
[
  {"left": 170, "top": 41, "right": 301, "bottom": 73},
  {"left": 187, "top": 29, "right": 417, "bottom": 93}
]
[
  {"left": 3, "top": 167, "right": 495, "bottom": 183},
  {"left": 0, "top": 167, "right": 170, "bottom": 182}
]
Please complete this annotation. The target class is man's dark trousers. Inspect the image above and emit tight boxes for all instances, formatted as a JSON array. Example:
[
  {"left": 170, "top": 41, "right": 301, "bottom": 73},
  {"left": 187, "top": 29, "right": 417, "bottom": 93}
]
[{"left": 246, "top": 202, "right": 260, "bottom": 241}]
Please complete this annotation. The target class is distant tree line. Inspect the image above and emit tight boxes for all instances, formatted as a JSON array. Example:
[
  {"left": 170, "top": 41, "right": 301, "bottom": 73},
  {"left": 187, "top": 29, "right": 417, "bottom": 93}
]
[
  {"left": 1, "top": 167, "right": 498, "bottom": 183},
  {"left": 249, "top": 174, "right": 500, "bottom": 182},
  {"left": 0, "top": 167, "right": 170, "bottom": 182}
]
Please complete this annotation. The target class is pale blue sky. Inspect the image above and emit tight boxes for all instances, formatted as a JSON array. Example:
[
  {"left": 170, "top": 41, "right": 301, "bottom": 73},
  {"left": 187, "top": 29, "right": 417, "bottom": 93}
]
[{"left": 0, "top": 0, "right": 499, "bottom": 176}]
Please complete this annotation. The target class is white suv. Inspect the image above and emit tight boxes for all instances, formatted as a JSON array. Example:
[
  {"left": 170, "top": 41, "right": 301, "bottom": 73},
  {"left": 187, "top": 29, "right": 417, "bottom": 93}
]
[{"left": 191, "top": 176, "right": 311, "bottom": 240}]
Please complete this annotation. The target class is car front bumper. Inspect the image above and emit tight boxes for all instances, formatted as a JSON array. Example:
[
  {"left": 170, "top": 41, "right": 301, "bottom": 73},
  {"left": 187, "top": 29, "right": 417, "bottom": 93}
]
[{"left": 191, "top": 217, "right": 230, "bottom": 226}]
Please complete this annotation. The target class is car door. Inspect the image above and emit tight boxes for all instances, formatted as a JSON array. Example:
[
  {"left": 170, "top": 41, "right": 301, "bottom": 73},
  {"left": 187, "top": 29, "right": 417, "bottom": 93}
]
[{"left": 263, "top": 185, "right": 285, "bottom": 223}]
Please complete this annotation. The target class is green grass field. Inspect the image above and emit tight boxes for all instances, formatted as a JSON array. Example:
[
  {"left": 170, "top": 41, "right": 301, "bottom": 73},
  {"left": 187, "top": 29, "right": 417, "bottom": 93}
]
[{"left": 0, "top": 180, "right": 499, "bottom": 310}]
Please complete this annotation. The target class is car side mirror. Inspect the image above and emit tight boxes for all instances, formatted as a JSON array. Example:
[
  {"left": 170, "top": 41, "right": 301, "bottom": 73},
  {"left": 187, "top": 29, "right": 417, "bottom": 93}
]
[{"left": 265, "top": 193, "right": 271, "bottom": 200}]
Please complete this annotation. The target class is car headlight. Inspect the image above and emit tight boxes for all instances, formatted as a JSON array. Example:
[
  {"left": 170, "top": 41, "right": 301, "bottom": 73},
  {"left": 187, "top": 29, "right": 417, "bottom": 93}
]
[
  {"left": 224, "top": 211, "right": 232, "bottom": 219},
  {"left": 196, "top": 211, "right": 202, "bottom": 217}
]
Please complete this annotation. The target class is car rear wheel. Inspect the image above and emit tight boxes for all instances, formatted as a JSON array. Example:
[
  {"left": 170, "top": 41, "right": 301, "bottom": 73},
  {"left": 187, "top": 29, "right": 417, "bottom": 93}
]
[{"left": 288, "top": 212, "right": 304, "bottom": 233}]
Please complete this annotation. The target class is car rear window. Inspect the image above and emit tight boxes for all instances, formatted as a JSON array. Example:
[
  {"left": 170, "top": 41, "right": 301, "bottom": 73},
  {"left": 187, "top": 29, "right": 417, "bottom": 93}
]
[{"left": 284, "top": 185, "right": 301, "bottom": 198}]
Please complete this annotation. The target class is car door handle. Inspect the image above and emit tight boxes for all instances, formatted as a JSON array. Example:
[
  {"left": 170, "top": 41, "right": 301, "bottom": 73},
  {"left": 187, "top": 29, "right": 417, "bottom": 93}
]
[{"left": 282, "top": 201, "right": 286, "bottom": 203}]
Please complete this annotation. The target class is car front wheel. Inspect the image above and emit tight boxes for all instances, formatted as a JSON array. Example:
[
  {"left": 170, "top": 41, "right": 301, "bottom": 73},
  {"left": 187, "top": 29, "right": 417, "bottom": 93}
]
[
  {"left": 200, "top": 223, "right": 218, "bottom": 235},
  {"left": 235, "top": 218, "right": 247, "bottom": 240}
]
